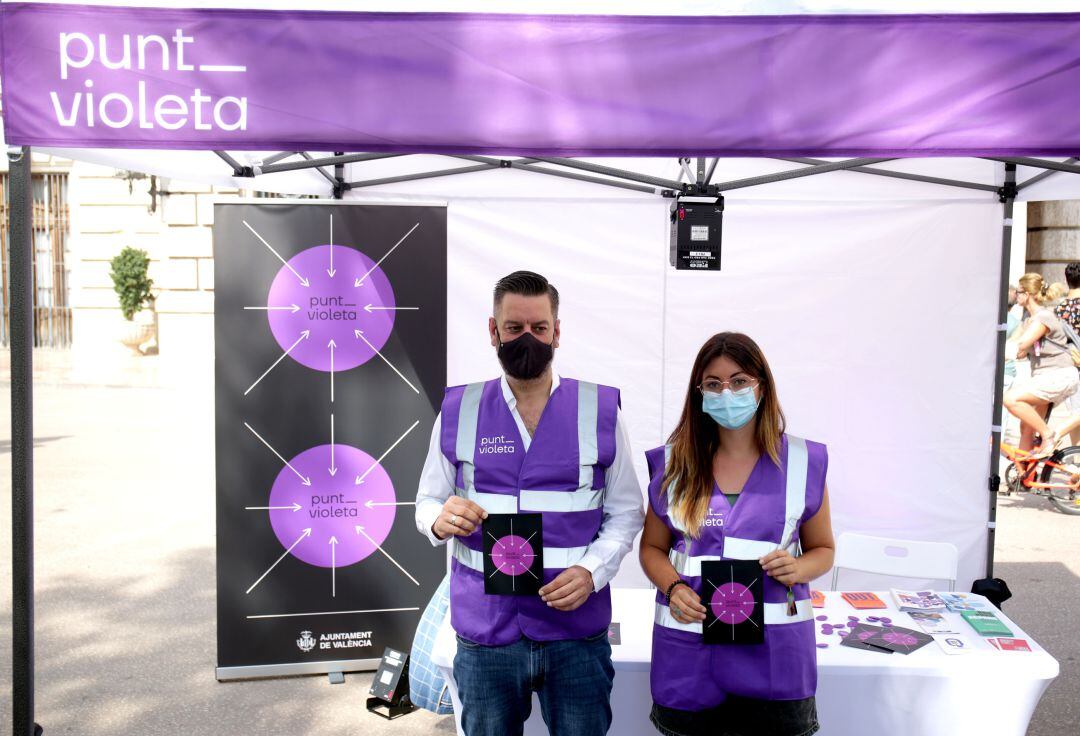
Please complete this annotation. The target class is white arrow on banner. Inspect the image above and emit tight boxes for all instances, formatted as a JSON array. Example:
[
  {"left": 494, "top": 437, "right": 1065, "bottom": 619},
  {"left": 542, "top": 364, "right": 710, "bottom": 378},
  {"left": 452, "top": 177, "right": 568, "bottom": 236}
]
[
  {"left": 243, "top": 219, "right": 309, "bottom": 287},
  {"left": 244, "top": 503, "right": 302, "bottom": 512},
  {"left": 355, "top": 222, "right": 419, "bottom": 287},
  {"left": 363, "top": 304, "right": 418, "bottom": 313},
  {"left": 330, "top": 536, "right": 339, "bottom": 598},
  {"left": 364, "top": 499, "right": 415, "bottom": 509},
  {"left": 356, "top": 525, "right": 419, "bottom": 586},
  {"left": 244, "top": 421, "right": 311, "bottom": 486},
  {"left": 246, "top": 528, "right": 311, "bottom": 595},
  {"left": 354, "top": 329, "right": 419, "bottom": 395},
  {"left": 244, "top": 304, "right": 300, "bottom": 313},
  {"left": 245, "top": 330, "right": 309, "bottom": 396},
  {"left": 328, "top": 339, "right": 337, "bottom": 404},
  {"left": 327, "top": 213, "right": 337, "bottom": 278},
  {"left": 356, "top": 420, "right": 420, "bottom": 485}
]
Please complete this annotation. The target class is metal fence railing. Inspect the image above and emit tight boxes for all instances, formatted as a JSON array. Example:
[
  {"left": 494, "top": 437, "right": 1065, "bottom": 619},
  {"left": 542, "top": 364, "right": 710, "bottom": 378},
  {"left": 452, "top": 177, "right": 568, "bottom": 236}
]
[{"left": 1, "top": 172, "right": 72, "bottom": 348}]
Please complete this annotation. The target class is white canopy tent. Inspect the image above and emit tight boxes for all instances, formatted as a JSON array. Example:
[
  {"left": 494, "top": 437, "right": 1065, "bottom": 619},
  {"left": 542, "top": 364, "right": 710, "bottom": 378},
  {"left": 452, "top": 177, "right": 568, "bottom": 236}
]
[
  {"left": 6, "top": 2, "right": 1080, "bottom": 733},
  {"left": 9, "top": 0, "right": 1080, "bottom": 598}
]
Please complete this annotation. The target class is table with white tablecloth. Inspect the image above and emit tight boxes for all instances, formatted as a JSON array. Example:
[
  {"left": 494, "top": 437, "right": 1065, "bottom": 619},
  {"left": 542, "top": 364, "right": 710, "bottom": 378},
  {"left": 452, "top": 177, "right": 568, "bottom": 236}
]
[{"left": 519, "top": 588, "right": 1058, "bottom": 736}]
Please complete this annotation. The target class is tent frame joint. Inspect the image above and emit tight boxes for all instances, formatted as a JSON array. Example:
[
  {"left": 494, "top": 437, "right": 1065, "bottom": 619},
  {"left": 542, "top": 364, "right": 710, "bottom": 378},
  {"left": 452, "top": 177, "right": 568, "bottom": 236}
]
[{"left": 998, "top": 180, "right": 1019, "bottom": 203}]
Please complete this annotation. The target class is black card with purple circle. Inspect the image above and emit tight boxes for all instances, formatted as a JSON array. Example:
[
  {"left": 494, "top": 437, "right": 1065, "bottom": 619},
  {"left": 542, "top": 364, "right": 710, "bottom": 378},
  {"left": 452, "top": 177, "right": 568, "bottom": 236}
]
[
  {"left": 701, "top": 560, "right": 764, "bottom": 644},
  {"left": 482, "top": 513, "right": 543, "bottom": 595},
  {"left": 865, "top": 625, "right": 933, "bottom": 655},
  {"left": 839, "top": 623, "right": 893, "bottom": 653}
]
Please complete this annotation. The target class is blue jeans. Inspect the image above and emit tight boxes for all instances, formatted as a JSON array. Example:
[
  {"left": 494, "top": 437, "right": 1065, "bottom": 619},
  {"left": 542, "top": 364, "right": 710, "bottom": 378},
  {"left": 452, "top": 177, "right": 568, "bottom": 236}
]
[{"left": 453, "top": 630, "right": 614, "bottom": 736}]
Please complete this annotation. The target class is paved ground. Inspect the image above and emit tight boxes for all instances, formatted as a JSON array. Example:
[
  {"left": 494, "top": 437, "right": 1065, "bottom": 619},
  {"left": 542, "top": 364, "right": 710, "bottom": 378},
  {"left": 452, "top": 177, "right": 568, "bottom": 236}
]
[{"left": 0, "top": 349, "right": 1076, "bottom": 735}]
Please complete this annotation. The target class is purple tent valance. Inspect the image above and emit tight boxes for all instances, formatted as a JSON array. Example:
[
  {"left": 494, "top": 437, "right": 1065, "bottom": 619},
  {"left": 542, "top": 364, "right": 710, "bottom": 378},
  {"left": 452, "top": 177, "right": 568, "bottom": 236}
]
[{"left": 3, "top": 3, "right": 1080, "bottom": 156}]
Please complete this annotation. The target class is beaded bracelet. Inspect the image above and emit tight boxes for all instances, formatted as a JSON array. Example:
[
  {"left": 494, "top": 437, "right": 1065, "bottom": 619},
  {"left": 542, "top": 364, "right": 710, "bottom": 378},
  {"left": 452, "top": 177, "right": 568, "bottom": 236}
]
[{"left": 665, "top": 579, "right": 690, "bottom": 603}]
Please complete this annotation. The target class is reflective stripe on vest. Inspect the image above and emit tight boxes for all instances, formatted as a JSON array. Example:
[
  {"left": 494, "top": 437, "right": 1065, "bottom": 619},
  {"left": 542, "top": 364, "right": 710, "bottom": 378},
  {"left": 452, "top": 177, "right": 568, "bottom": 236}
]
[
  {"left": 452, "top": 538, "right": 589, "bottom": 572},
  {"left": 658, "top": 435, "right": 811, "bottom": 629},
  {"left": 655, "top": 598, "right": 814, "bottom": 631},
  {"left": 452, "top": 379, "right": 604, "bottom": 571}
]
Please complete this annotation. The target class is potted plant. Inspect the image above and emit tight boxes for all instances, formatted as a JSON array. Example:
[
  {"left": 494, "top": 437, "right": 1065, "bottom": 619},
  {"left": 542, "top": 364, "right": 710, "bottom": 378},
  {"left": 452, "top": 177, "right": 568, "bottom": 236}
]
[{"left": 109, "top": 246, "right": 157, "bottom": 353}]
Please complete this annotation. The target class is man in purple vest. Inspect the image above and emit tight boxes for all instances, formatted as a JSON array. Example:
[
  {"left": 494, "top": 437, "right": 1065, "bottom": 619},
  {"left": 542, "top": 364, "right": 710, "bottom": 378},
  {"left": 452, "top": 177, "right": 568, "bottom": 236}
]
[{"left": 415, "top": 270, "right": 645, "bottom": 736}]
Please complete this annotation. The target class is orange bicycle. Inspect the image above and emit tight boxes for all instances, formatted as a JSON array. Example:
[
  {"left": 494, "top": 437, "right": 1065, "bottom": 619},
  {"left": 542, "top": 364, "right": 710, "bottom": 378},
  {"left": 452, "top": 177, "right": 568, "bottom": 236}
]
[{"left": 1000, "top": 441, "right": 1080, "bottom": 515}]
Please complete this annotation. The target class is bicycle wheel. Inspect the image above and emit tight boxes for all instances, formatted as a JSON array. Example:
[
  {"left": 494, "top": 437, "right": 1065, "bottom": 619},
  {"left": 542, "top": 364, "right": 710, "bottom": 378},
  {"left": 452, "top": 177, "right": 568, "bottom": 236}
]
[
  {"left": 1003, "top": 462, "right": 1023, "bottom": 495},
  {"left": 1039, "top": 446, "right": 1080, "bottom": 515}
]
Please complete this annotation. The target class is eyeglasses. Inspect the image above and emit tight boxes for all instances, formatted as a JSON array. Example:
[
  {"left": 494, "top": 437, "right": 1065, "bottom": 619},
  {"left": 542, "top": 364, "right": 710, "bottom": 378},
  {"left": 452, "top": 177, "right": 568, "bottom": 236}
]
[{"left": 698, "top": 376, "right": 760, "bottom": 394}]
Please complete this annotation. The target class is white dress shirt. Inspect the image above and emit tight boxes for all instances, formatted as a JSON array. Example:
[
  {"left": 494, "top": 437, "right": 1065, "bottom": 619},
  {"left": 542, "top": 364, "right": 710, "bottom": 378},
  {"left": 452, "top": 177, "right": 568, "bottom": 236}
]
[{"left": 415, "top": 373, "right": 644, "bottom": 591}]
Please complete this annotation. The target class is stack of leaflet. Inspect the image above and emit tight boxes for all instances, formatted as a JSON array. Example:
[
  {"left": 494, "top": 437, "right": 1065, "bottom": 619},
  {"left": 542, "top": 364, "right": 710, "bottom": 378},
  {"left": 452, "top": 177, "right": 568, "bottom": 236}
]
[
  {"left": 940, "top": 592, "right": 990, "bottom": 612},
  {"left": 961, "top": 610, "right": 1013, "bottom": 637},
  {"left": 891, "top": 589, "right": 947, "bottom": 613}
]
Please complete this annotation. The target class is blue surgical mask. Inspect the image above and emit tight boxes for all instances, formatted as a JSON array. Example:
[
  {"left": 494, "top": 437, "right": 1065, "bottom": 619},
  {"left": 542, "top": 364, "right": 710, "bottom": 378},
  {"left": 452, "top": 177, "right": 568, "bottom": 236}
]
[{"left": 702, "top": 388, "right": 760, "bottom": 429}]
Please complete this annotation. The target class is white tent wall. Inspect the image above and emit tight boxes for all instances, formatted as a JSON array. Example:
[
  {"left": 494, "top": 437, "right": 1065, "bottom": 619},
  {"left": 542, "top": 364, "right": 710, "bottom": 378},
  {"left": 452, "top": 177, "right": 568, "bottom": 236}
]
[
  {"left": 343, "top": 178, "right": 1004, "bottom": 590},
  {"left": 662, "top": 199, "right": 1002, "bottom": 591}
]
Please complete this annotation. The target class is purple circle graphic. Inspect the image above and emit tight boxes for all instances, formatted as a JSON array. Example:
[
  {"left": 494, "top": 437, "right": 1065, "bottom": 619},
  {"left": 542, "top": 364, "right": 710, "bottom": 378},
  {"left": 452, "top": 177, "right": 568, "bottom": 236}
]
[
  {"left": 268, "top": 443, "right": 396, "bottom": 568},
  {"left": 267, "top": 245, "right": 396, "bottom": 372},
  {"left": 882, "top": 631, "right": 919, "bottom": 647},
  {"left": 491, "top": 535, "right": 536, "bottom": 576},
  {"left": 856, "top": 630, "right": 876, "bottom": 642},
  {"left": 709, "top": 582, "right": 756, "bottom": 625}
]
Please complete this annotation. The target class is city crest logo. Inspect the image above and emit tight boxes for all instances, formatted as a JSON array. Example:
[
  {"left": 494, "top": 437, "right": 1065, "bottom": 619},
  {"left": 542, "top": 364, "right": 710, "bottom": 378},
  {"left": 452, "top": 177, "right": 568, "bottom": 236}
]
[{"left": 296, "top": 630, "right": 317, "bottom": 652}]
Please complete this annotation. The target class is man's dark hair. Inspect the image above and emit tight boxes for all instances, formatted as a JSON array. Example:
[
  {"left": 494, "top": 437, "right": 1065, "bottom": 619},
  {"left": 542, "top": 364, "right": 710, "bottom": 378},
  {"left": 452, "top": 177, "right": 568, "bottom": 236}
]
[
  {"left": 1066, "top": 261, "right": 1080, "bottom": 290},
  {"left": 493, "top": 270, "right": 559, "bottom": 317}
]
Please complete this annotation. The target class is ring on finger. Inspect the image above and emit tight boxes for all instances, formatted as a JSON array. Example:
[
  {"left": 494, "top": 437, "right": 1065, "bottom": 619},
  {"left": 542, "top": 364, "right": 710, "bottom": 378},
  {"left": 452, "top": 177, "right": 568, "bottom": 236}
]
[
  {"left": 672, "top": 607, "right": 682, "bottom": 618},
  {"left": 449, "top": 514, "right": 458, "bottom": 526}
]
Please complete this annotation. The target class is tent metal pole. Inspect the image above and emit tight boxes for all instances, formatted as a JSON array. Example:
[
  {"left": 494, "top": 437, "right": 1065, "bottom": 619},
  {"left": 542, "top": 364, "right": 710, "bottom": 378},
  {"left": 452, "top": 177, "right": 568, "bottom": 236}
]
[
  {"left": 527, "top": 157, "right": 682, "bottom": 190},
  {"left": 214, "top": 150, "right": 245, "bottom": 174},
  {"left": 695, "top": 158, "right": 707, "bottom": 185},
  {"left": 509, "top": 161, "right": 658, "bottom": 194},
  {"left": 986, "top": 162, "right": 1017, "bottom": 580},
  {"left": 299, "top": 153, "right": 338, "bottom": 187},
  {"left": 714, "top": 158, "right": 895, "bottom": 192},
  {"left": 349, "top": 157, "right": 659, "bottom": 195},
  {"left": 332, "top": 152, "right": 346, "bottom": 199},
  {"left": 9, "top": 145, "right": 39, "bottom": 736},
  {"left": 1016, "top": 157, "right": 1080, "bottom": 191},
  {"left": 360, "top": 153, "right": 661, "bottom": 194},
  {"left": 776, "top": 157, "right": 999, "bottom": 193},
  {"left": 678, "top": 158, "right": 696, "bottom": 184},
  {"left": 704, "top": 158, "right": 719, "bottom": 185},
  {"left": 983, "top": 156, "right": 1080, "bottom": 177},
  {"left": 260, "top": 152, "right": 298, "bottom": 167},
  {"left": 259, "top": 152, "right": 404, "bottom": 175},
  {"left": 348, "top": 162, "right": 497, "bottom": 188}
]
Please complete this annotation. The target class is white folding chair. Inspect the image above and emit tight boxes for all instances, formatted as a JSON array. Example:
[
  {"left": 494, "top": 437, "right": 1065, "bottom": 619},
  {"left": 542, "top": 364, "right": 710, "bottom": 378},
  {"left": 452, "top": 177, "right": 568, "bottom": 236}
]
[{"left": 829, "top": 532, "right": 959, "bottom": 591}]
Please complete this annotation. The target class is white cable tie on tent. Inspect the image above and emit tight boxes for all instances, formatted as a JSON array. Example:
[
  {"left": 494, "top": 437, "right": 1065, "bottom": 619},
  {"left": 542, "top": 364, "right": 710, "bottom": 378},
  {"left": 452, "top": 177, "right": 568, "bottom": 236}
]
[
  {"left": 1003, "top": 218, "right": 1014, "bottom": 226},
  {"left": 997, "top": 323, "right": 1008, "bottom": 331},
  {"left": 991, "top": 425, "right": 1003, "bottom": 433},
  {"left": 988, "top": 522, "right": 997, "bottom": 529}
]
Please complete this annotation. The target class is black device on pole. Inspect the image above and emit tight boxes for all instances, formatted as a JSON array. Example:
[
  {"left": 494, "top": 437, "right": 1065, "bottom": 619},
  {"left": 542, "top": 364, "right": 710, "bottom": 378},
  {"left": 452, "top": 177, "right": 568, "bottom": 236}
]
[
  {"left": 670, "top": 184, "right": 724, "bottom": 271},
  {"left": 366, "top": 647, "right": 418, "bottom": 720}
]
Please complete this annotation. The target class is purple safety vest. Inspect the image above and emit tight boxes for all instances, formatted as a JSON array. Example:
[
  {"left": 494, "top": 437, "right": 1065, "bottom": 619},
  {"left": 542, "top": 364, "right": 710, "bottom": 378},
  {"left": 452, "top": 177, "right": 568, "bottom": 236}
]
[
  {"left": 440, "top": 377, "right": 620, "bottom": 645},
  {"left": 647, "top": 434, "right": 828, "bottom": 709}
]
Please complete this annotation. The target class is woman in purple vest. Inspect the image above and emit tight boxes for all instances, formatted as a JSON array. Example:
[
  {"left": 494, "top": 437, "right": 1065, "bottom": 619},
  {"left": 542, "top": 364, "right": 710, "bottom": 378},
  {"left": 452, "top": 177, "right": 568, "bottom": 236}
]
[{"left": 640, "top": 332, "right": 835, "bottom": 736}]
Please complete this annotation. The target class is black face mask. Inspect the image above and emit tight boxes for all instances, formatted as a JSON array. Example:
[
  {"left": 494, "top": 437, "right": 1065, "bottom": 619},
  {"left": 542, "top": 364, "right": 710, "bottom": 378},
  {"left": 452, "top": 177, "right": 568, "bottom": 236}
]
[{"left": 497, "top": 330, "right": 554, "bottom": 381}]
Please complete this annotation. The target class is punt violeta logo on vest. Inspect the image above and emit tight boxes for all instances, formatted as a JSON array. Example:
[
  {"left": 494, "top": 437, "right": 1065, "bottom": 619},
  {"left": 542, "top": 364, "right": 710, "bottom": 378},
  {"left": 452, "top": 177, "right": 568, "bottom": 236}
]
[
  {"left": 703, "top": 508, "right": 725, "bottom": 528},
  {"left": 479, "top": 435, "right": 516, "bottom": 454}
]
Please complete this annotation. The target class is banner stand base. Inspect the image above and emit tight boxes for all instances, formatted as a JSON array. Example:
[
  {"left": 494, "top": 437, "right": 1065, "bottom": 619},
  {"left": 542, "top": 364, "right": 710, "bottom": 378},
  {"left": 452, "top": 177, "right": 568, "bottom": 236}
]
[{"left": 366, "top": 697, "right": 418, "bottom": 720}]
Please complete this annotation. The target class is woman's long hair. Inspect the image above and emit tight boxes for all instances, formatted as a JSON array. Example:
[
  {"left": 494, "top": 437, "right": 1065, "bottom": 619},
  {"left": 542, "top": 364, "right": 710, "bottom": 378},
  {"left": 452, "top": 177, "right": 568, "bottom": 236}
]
[{"left": 663, "top": 332, "right": 786, "bottom": 538}]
